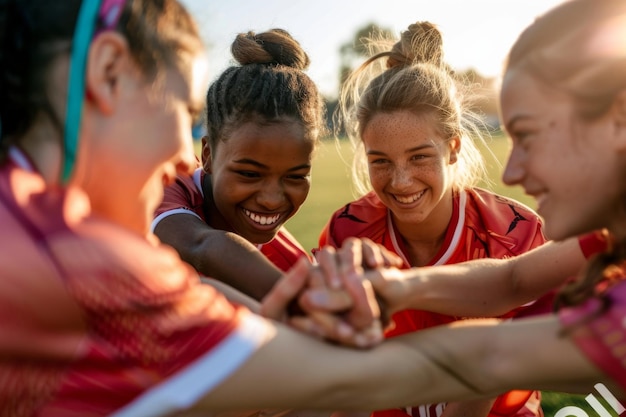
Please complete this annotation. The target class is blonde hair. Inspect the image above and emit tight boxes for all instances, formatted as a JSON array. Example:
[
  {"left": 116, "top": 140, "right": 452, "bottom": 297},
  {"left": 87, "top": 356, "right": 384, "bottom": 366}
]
[{"left": 337, "top": 21, "right": 490, "bottom": 196}]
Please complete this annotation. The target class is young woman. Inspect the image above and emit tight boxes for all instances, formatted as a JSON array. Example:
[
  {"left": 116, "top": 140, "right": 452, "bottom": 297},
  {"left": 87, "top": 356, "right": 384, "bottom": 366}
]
[
  {"left": 320, "top": 21, "right": 551, "bottom": 417},
  {"left": 151, "top": 28, "right": 326, "bottom": 301}
]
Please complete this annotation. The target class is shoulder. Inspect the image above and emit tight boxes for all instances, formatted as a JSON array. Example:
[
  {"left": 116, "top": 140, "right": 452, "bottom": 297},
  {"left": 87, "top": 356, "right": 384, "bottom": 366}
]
[
  {"left": 322, "top": 192, "right": 388, "bottom": 246},
  {"left": 464, "top": 188, "right": 546, "bottom": 254},
  {"left": 154, "top": 167, "right": 205, "bottom": 220},
  {"left": 261, "top": 227, "right": 311, "bottom": 271}
]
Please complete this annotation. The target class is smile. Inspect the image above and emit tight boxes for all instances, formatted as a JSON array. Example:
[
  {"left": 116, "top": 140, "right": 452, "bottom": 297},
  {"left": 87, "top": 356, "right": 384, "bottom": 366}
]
[
  {"left": 393, "top": 190, "right": 426, "bottom": 204},
  {"left": 243, "top": 208, "right": 281, "bottom": 226}
]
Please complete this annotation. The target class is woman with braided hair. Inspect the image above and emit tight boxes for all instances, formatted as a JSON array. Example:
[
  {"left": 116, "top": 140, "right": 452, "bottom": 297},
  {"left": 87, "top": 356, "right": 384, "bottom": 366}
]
[{"left": 151, "top": 28, "right": 338, "bottom": 303}]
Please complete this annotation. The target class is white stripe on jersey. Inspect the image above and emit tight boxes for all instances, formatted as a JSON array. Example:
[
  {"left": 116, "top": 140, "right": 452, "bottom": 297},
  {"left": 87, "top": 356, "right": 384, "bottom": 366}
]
[{"left": 111, "top": 313, "right": 271, "bottom": 417}]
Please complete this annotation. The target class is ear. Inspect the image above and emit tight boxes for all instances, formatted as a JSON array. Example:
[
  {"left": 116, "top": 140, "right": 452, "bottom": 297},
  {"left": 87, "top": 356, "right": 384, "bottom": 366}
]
[
  {"left": 84, "top": 32, "right": 132, "bottom": 115},
  {"left": 448, "top": 136, "right": 461, "bottom": 164},
  {"left": 201, "top": 136, "right": 213, "bottom": 173}
]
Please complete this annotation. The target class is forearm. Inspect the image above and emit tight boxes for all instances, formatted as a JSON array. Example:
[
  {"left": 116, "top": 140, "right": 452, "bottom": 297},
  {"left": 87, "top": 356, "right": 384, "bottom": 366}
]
[
  {"left": 155, "top": 214, "right": 283, "bottom": 301},
  {"left": 193, "top": 315, "right": 609, "bottom": 412},
  {"left": 395, "top": 238, "right": 586, "bottom": 317},
  {"left": 189, "top": 231, "right": 283, "bottom": 300}
]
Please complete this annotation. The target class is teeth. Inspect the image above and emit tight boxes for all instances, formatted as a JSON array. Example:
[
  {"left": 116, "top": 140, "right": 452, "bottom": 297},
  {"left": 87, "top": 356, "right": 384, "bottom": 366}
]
[
  {"left": 395, "top": 190, "right": 424, "bottom": 204},
  {"left": 243, "top": 209, "right": 281, "bottom": 226}
]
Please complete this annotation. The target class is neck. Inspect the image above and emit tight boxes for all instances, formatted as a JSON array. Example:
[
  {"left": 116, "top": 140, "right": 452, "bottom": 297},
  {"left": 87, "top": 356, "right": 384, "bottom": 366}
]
[{"left": 19, "top": 120, "right": 63, "bottom": 184}]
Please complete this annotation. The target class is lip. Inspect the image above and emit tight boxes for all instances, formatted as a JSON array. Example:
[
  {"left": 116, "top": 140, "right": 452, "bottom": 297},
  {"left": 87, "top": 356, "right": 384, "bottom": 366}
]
[
  {"left": 241, "top": 207, "right": 285, "bottom": 231},
  {"left": 390, "top": 189, "right": 427, "bottom": 207}
]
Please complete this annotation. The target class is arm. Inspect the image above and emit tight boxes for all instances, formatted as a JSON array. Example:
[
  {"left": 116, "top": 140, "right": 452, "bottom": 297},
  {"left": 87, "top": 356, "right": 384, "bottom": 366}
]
[
  {"left": 191, "top": 314, "right": 611, "bottom": 412},
  {"left": 154, "top": 213, "right": 282, "bottom": 301},
  {"left": 345, "top": 237, "right": 587, "bottom": 318}
]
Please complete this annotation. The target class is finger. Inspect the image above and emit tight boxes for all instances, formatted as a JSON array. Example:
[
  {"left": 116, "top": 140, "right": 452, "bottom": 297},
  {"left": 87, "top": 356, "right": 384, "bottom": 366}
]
[
  {"left": 352, "top": 321, "right": 385, "bottom": 349},
  {"left": 342, "top": 272, "right": 381, "bottom": 330},
  {"left": 315, "top": 246, "right": 342, "bottom": 289},
  {"left": 299, "top": 287, "right": 353, "bottom": 313},
  {"left": 335, "top": 237, "right": 363, "bottom": 273},
  {"left": 260, "top": 256, "right": 311, "bottom": 320},
  {"left": 307, "top": 265, "right": 327, "bottom": 289},
  {"left": 359, "top": 238, "right": 402, "bottom": 268},
  {"left": 359, "top": 238, "right": 384, "bottom": 269}
]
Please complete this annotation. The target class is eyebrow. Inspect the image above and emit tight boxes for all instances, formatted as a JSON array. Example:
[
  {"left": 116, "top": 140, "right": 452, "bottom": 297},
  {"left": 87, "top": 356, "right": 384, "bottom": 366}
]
[
  {"left": 233, "top": 158, "right": 311, "bottom": 171},
  {"left": 366, "top": 143, "right": 435, "bottom": 156},
  {"left": 504, "top": 114, "right": 532, "bottom": 132}
]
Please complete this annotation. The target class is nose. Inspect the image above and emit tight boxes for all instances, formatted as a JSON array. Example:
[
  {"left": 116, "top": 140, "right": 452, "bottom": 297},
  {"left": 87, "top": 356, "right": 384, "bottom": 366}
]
[
  {"left": 502, "top": 146, "right": 525, "bottom": 186},
  {"left": 257, "top": 180, "right": 286, "bottom": 210},
  {"left": 390, "top": 166, "right": 413, "bottom": 191}
]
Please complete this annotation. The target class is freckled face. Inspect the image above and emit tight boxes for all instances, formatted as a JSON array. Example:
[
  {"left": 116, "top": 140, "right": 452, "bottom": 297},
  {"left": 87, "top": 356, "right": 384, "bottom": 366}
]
[
  {"left": 500, "top": 69, "right": 623, "bottom": 240},
  {"left": 362, "top": 110, "right": 459, "bottom": 234},
  {"left": 203, "top": 119, "right": 314, "bottom": 244}
]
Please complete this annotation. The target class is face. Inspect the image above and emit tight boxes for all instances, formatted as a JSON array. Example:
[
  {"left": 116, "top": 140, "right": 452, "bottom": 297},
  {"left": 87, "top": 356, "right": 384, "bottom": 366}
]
[
  {"left": 202, "top": 119, "right": 314, "bottom": 244},
  {"left": 362, "top": 110, "right": 459, "bottom": 235},
  {"left": 500, "top": 68, "right": 624, "bottom": 240},
  {"left": 78, "top": 50, "right": 209, "bottom": 236}
]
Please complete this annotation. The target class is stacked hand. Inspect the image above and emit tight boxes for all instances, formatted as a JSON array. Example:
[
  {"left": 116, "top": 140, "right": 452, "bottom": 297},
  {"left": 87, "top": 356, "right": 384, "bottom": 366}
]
[{"left": 260, "top": 238, "right": 406, "bottom": 348}]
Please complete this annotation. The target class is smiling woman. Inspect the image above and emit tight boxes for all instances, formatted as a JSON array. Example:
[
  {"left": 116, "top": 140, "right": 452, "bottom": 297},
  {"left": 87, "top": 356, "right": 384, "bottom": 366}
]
[
  {"left": 318, "top": 20, "right": 553, "bottom": 417},
  {"left": 151, "top": 28, "right": 326, "bottom": 302}
]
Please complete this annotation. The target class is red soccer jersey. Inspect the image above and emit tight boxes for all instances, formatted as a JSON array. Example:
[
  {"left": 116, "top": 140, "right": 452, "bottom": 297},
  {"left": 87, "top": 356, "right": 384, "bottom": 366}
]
[
  {"left": 153, "top": 167, "right": 310, "bottom": 272},
  {"left": 320, "top": 188, "right": 549, "bottom": 417},
  {"left": 0, "top": 151, "right": 269, "bottom": 416}
]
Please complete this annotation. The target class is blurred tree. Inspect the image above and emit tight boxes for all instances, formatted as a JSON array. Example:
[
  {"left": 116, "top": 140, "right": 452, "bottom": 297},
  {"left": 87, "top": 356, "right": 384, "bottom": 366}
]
[{"left": 338, "top": 23, "right": 394, "bottom": 89}]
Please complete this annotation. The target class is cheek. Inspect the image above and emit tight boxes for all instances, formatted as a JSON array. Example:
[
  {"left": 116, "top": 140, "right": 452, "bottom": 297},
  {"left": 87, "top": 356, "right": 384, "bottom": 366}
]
[
  {"left": 287, "top": 182, "right": 311, "bottom": 209},
  {"left": 368, "top": 165, "right": 391, "bottom": 186}
]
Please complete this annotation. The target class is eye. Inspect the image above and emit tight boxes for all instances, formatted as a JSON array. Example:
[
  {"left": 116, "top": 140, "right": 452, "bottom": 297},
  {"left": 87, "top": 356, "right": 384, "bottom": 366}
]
[
  {"left": 410, "top": 154, "right": 427, "bottom": 161},
  {"left": 369, "top": 158, "right": 389, "bottom": 165},
  {"left": 286, "top": 174, "right": 310, "bottom": 181},
  {"left": 236, "top": 171, "right": 260, "bottom": 179}
]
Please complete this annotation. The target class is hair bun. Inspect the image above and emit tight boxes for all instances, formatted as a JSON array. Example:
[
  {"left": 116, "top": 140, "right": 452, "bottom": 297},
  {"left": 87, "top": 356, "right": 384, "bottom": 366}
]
[
  {"left": 387, "top": 21, "right": 444, "bottom": 69},
  {"left": 232, "top": 28, "right": 310, "bottom": 70}
]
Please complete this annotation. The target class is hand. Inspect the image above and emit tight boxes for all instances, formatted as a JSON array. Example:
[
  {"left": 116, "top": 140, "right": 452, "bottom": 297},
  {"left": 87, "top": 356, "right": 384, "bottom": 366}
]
[
  {"left": 260, "top": 255, "right": 384, "bottom": 348},
  {"left": 304, "top": 239, "right": 402, "bottom": 330}
]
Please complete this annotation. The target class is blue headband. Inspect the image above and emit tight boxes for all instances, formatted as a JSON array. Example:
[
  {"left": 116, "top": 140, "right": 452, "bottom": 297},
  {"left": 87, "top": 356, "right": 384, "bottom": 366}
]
[{"left": 62, "top": 0, "right": 126, "bottom": 183}]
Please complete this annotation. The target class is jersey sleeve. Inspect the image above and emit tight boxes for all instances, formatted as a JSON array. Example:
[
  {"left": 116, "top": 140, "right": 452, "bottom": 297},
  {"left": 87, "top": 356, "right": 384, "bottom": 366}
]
[
  {"left": 559, "top": 279, "right": 626, "bottom": 391},
  {"left": 48, "top": 220, "right": 271, "bottom": 416},
  {"left": 260, "top": 228, "right": 312, "bottom": 272},
  {"left": 151, "top": 168, "right": 205, "bottom": 232}
]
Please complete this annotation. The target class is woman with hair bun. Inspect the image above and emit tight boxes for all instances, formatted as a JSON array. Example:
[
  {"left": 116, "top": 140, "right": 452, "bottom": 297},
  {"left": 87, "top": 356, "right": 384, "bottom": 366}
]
[
  {"left": 320, "top": 21, "right": 552, "bottom": 417},
  {"left": 152, "top": 29, "right": 328, "bottom": 302}
]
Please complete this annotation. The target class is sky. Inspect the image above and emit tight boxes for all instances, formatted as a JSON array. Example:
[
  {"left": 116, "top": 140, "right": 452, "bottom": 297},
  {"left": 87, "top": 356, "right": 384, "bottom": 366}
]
[{"left": 180, "top": 0, "right": 567, "bottom": 99}]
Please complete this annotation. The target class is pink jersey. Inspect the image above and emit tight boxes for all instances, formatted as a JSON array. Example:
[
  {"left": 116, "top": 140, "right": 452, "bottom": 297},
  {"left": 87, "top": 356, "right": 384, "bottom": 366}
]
[
  {"left": 153, "top": 167, "right": 310, "bottom": 272},
  {"left": 0, "top": 150, "right": 269, "bottom": 416},
  {"left": 560, "top": 276, "right": 626, "bottom": 392},
  {"left": 320, "top": 188, "right": 549, "bottom": 417}
]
